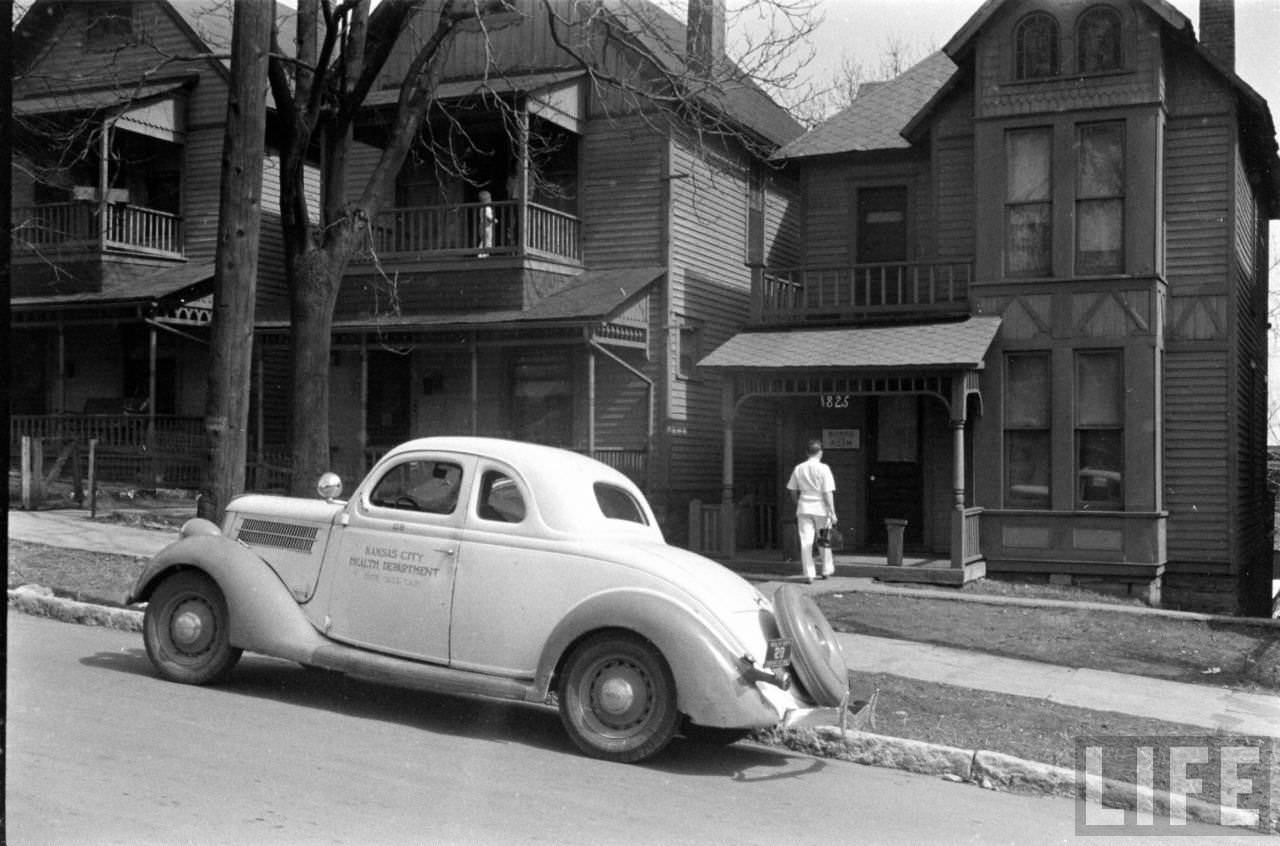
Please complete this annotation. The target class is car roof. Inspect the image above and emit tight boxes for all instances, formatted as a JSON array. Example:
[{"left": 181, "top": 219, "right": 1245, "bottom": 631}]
[{"left": 380, "top": 437, "right": 655, "bottom": 535}]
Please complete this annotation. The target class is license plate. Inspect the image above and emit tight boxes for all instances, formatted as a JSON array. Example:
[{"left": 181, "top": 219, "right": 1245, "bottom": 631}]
[{"left": 763, "top": 638, "right": 792, "bottom": 669}]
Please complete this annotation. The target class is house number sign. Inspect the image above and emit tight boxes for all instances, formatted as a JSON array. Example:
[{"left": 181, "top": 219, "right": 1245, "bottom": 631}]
[{"left": 819, "top": 394, "right": 850, "bottom": 409}]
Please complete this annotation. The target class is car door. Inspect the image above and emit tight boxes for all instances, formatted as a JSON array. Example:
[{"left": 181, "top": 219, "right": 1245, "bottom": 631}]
[{"left": 322, "top": 451, "right": 474, "bottom": 663}]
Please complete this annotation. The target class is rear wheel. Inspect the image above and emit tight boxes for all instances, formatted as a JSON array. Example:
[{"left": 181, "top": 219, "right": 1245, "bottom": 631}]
[
  {"left": 558, "top": 633, "right": 679, "bottom": 763},
  {"left": 143, "top": 570, "right": 241, "bottom": 685}
]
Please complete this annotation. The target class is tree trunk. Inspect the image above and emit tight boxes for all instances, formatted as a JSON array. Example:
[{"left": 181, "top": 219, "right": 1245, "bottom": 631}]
[
  {"left": 199, "top": 0, "right": 272, "bottom": 522},
  {"left": 287, "top": 246, "right": 345, "bottom": 495}
]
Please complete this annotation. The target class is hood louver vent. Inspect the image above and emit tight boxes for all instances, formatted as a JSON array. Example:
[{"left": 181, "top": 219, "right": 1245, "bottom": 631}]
[{"left": 237, "top": 518, "right": 319, "bottom": 553}]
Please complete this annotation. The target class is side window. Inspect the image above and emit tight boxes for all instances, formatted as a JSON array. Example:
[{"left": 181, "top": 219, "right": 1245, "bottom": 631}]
[
  {"left": 369, "top": 460, "right": 463, "bottom": 514},
  {"left": 1005, "top": 353, "right": 1052, "bottom": 509},
  {"left": 477, "top": 470, "right": 526, "bottom": 523},
  {"left": 1015, "top": 12, "right": 1059, "bottom": 80},
  {"left": 594, "top": 483, "right": 649, "bottom": 525},
  {"left": 1005, "top": 127, "right": 1053, "bottom": 277},
  {"left": 1077, "top": 6, "right": 1123, "bottom": 74}
]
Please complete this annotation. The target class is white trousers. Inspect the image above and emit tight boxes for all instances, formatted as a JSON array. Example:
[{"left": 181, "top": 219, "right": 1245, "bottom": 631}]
[{"left": 796, "top": 513, "right": 834, "bottom": 579}]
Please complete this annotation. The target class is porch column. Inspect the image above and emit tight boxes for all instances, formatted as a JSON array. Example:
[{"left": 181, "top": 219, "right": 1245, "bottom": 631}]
[
  {"left": 358, "top": 339, "right": 368, "bottom": 473},
  {"left": 586, "top": 339, "right": 596, "bottom": 455},
  {"left": 56, "top": 318, "right": 66, "bottom": 412},
  {"left": 949, "top": 375, "right": 967, "bottom": 569},
  {"left": 720, "top": 380, "right": 736, "bottom": 557},
  {"left": 469, "top": 333, "right": 479, "bottom": 435},
  {"left": 147, "top": 324, "right": 157, "bottom": 439},
  {"left": 98, "top": 120, "right": 111, "bottom": 248}
]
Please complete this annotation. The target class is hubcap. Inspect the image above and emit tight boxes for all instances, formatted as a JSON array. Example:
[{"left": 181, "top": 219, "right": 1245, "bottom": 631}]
[
  {"left": 599, "top": 676, "right": 636, "bottom": 715},
  {"left": 588, "top": 660, "right": 651, "bottom": 731},
  {"left": 169, "top": 598, "right": 214, "bottom": 656}
]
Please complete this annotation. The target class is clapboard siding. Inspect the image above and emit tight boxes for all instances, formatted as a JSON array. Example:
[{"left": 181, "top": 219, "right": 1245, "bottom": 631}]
[
  {"left": 933, "top": 134, "right": 974, "bottom": 260},
  {"left": 1163, "top": 349, "right": 1231, "bottom": 565},
  {"left": 763, "top": 172, "right": 802, "bottom": 268},
  {"left": 580, "top": 118, "right": 665, "bottom": 267},
  {"left": 180, "top": 127, "right": 223, "bottom": 263},
  {"left": 799, "top": 157, "right": 930, "bottom": 266},
  {"left": 1164, "top": 118, "right": 1231, "bottom": 288},
  {"left": 592, "top": 350, "right": 651, "bottom": 449},
  {"left": 666, "top": 136, "right": 758, "bottom": 490}
]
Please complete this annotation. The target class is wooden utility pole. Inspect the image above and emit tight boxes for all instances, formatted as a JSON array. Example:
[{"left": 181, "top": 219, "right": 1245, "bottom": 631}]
[{"left": 199, "top": 0, "right": 272, "bottom": 522}]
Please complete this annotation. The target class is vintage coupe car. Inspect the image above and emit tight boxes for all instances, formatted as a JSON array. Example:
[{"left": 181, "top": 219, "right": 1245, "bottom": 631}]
[{"left": 128, "top": 437, "right": 850, "bottom": 763}]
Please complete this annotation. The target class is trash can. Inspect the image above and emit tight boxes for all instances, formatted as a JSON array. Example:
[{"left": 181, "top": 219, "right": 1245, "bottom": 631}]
[{"left": 885, "top": 518, "right": 908, "bottom": 566}]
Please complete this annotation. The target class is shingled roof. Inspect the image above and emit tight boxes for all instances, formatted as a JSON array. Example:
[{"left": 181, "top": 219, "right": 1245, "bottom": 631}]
[{"left": 774, "top": 51, "right": 956, "bottom": 160}]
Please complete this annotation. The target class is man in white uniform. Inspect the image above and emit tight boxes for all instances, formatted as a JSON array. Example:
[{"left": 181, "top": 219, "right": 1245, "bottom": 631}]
[{"left": 786, "top": 439, "right": 837, "bottom": 582}]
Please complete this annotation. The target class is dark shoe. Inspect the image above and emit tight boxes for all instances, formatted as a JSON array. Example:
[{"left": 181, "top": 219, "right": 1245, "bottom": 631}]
[{"left": 817, "top": 574, "right": 829, "bottom": 580}]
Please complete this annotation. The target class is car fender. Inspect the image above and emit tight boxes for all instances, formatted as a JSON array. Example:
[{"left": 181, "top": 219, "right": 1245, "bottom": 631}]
[
  {"left": 534, "top": 588, "right": 784, "bottom": 728},
  {"left": 130, "top": 535, "right": 329, "bottom": 665}
]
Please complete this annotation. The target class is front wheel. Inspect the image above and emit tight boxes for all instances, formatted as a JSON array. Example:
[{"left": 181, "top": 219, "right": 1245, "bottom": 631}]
[
  {"left": 143, "top": 570, "right": 242, "bottom": 685},
  {"left": 558, "top": 633, "right": 679, "bottom": 763}
]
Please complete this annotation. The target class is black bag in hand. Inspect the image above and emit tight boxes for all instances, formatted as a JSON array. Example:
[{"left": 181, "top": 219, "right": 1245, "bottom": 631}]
[{"left": 815, "top": 525, "right": 844, "bottom": 551}]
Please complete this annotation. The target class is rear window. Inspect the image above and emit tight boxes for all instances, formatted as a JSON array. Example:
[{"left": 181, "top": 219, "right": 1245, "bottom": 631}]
[{"left": 594, "top": 483, "right": 648, "bottom": 525}]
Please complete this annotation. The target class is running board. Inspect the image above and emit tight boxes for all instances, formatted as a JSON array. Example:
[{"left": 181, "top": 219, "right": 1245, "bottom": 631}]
[{"left": 310, "top": 643, "right": 537, "bottom": 704}]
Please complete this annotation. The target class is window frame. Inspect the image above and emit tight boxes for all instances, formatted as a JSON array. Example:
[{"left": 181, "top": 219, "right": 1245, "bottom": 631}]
[
  {"left": 1004, "top": 352, "right": 1053, "bottom": 509},
  {"left": 1075, "top": 121, "right": 1126, "bottom": 275},
  {"left": 1076, "top": 5, "right": 1124, "bottom": 74},
  {"left": 1004, "top": 127, "right": 1054, "bottom": 278},
  {"left": 1014, "top": 12, "right": 1060, "bottom": 80},
  {"left": 1074, "top": 349, "right": 1125, "bottom": 511}
]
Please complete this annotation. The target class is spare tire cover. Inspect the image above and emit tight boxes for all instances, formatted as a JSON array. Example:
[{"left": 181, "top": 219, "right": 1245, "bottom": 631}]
[{"left": 772, "top": 584, "right": 849, "bottom": 707}]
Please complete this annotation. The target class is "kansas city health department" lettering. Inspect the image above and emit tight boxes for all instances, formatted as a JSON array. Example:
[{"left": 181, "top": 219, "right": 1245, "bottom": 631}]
[{"left": 349, "top": 545, "right": 441, "bottom": 578}]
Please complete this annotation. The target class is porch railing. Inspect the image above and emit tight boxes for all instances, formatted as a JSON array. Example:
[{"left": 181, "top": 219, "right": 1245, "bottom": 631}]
[
  {"left": 755, "top": 260, "right": 973, "bottom": 324},
  {"left": 953, "top": 506, "right": 984, "bottom": 568},
  {"left": 361, "top": 200, "right": 581, "bottom": 264},
  {"left": 11, "top": 203, "right": 184, "bottom": 257}
]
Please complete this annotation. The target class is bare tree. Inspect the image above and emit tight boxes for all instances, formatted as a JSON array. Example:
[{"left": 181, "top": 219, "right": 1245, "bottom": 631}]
[{"left": 266, "top": 0, "right": 821, "bottom": 493}]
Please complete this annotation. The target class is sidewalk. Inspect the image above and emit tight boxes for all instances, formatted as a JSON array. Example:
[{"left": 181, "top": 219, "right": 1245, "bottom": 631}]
[{"left": 8, "top": 506, "right": 1280, "bottom": 739}]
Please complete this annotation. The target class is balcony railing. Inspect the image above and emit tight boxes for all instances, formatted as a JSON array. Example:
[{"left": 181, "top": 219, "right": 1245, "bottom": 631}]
[
  {"left": 754, "top": 260, "right": 973, "bottom": 325},
  {"left": 12, "top": 202, "right": 184, "bottom": 258},
  {"left": 360, "top": 199, "right": 581, "bottom": 264}
]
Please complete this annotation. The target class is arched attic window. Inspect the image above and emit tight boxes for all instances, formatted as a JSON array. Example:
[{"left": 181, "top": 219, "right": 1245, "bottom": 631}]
[
  {"left": 1015, "top": 12, "right": 1059, "bottom": 80},
  {"left": 1077, "top": 6, "right": 1124, "bottom": 73}
]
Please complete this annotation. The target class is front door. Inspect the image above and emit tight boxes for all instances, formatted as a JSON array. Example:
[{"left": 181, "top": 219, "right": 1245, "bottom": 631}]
[{"left": 866, "top": 396, "right": 923, "bottom": 547}]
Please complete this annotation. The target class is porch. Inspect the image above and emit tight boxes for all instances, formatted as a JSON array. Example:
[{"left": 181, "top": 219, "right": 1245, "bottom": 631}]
[
  {"left": 12, "top": 202, "right": 185, "bottom": 259},
  {"left": 717, "top": 549, "right": 987, "bottom": 587},
  {"left": 355, "top": 199, "right": 581, "bottom": 265}
]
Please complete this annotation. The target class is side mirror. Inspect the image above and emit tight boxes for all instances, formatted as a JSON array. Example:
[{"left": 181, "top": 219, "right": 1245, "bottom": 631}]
[{"left": 317, "top": 472, "right": 343, "bottom": 501}]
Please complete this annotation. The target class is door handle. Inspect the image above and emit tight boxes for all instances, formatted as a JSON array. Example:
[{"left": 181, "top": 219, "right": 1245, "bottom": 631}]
[{"left": 434, "top": 547, "right": 457, "bottom": 556}]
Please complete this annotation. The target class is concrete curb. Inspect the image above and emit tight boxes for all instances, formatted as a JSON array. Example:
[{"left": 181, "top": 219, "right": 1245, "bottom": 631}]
[
  {"left": 808, "top": 727, "right": 1272, "bottom": 833},
  {"left": 7, "top": 585, "right": 142, "bottom": 632}
]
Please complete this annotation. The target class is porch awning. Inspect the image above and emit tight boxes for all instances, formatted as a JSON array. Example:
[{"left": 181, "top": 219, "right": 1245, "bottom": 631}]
[
  {"left": 12, "top": 261, "right": 214, "bottom": 326},
  {"left": 15, "top": 80, "right": 190, "bottom": 142},
  {"left": 698, "top": 316, "right": 1002, "bottom": 372}
]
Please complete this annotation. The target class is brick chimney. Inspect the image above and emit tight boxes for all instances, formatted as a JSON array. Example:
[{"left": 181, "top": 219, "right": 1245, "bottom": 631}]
[
  {"left": 1199, "top": 0, "right": 1235, "bottom": 70},
  {"left": 686, "top": 0, "right": 725, "bottom": 75}
]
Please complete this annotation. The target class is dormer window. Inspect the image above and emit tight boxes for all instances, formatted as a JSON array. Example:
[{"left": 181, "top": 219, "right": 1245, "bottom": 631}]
[
  {"left": 1015, "top": 13, "right": 1059, "bottom": 79},
  {"left": 1077, "top": 6, "right": 1123, "bottom": 73}
]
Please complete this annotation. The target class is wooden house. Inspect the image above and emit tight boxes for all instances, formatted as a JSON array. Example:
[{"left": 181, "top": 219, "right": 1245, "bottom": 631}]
[
  {"left": 247, "top": 0, "right": 805, "bottom": 545},
  {"left": 9, "top": 0, "right": 297, "bottom": 485},
  {"left": 699, "top": 0, "right": 1279, "bottom": 614}
]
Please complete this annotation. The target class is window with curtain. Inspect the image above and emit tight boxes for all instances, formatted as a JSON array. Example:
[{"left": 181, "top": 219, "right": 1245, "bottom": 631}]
[
  {"left": 1076, "top": 122, "right": 1125, "bottom": 274},
  {"left": 1005, "top": 353, "right": 1051, "bottom": 509},
  {"left": 1006, "top": 128, "right": 1053, "bottom": 276},
  {"left": 1076, "top": 351, "right": 1124, "bottom": 509},
  {"left": 1077, "top": 6, "right": 1123, "bottom": 73},
  {"left": 1015, "top": 13, "right": 1059, "bottom": 79}
]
